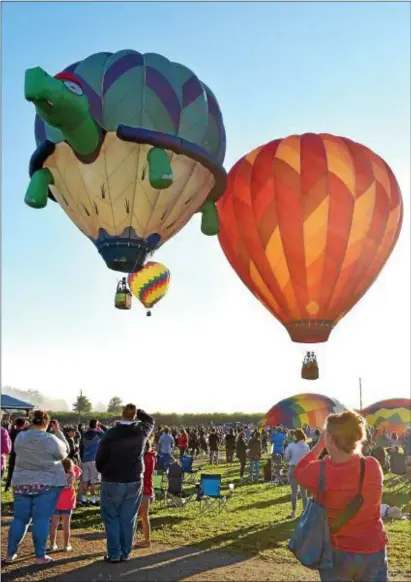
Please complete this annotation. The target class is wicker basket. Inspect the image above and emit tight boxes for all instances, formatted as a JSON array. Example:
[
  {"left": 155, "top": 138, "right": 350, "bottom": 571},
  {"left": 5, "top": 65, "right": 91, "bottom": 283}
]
[{"left": 115, "top": 292, "right": 132, "bottom": 310}]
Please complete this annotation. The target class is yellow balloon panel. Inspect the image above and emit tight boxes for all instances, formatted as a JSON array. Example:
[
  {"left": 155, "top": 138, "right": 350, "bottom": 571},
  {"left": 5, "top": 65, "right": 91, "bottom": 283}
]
[{"left": 45, "top": 133, "right": 215, "bottom": 244}]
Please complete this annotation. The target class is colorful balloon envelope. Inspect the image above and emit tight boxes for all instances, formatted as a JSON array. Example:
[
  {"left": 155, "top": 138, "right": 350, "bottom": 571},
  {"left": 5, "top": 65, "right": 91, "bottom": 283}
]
[
  {"left": 128, "top": 261, "right": 170, "bottom": 315},
  {"left": 261, "top": 393, "right": 345, "bottom": 429},
  {"left": 24, "top": 49, "right": 227, "bottom": 275},
  {"left": 218, "top": 133, "right": 403, "bottom": 344},
  {"left": 362, "top": 398, "right": 411, "bottom": 434}
]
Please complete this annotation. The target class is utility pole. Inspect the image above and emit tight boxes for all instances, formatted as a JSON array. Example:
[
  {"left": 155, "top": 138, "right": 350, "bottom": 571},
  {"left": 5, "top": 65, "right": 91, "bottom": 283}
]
[
  {"left": 359, "top": 378, "right": 363, "bottom": 413},
  {"left": 78, "top": 389, "right": 82, "bottom": 425}
]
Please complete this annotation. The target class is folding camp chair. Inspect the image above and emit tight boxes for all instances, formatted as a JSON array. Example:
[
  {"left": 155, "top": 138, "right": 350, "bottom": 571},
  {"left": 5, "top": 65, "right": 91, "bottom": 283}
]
[
  {"left": 180, "top": 455, "right": 202, "bottom": 484},
  {"left": 271, "top": 454, "right": 288, "bottom": 486},
  {"left": 153, "top": 472, "right": 167, "bottom": 507},
  {"left": 166, "top": 462, "right": 194, "bottom": 508},
  {"left": 198, "top": 473, "right": 233, "bottom": 514},
  {"left": 387, "top": 452, "right": 409, "bottom": 489}
]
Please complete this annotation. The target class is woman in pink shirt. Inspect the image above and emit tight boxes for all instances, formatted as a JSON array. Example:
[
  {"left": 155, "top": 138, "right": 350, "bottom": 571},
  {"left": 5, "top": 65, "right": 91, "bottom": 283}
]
[{"left": 49, "top": 458, "right": 82, "bottom": 552}]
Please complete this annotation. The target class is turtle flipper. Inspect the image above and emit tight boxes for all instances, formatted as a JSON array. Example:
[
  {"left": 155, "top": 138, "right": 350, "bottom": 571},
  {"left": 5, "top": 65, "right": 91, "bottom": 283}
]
[
  {"left": 147, "top": 147, "right": 173, "bottom": 189},
  {"left": 25, "top": 168, "right": 54, "bottom": 209},
  {"left": 200, "top": 199, "right": 219, "bottom": 236}
]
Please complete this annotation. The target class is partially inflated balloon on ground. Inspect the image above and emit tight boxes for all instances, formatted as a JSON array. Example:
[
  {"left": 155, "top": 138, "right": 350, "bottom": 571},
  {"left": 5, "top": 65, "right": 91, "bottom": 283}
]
[
  {"left": 362, "top": 398, "right": 411, "bottom": 434},
  {"left": 261, "top": 393, "right": 345, "bottom": 429}
]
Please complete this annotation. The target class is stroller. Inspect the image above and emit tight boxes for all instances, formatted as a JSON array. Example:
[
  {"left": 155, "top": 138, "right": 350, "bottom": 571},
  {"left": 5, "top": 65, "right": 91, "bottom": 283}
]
[{"left": 271, "top": 453, "right": 288, "bottom": 485}]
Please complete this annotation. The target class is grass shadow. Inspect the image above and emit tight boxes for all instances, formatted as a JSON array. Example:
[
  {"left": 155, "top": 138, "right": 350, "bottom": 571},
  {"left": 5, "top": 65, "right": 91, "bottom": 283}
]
[{"left": 235, "top": 493, "right": 291, "bottom": 512}]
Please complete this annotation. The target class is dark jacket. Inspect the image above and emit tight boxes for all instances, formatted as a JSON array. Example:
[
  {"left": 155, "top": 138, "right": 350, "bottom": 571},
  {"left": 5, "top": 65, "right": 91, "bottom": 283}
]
[
  {"left": 67, "top": 436, "right": 80, "bottom": 464},
  {"left": 209, "top": 433, "right": 220, "bottom": 451},
  {"left": 225, "top": 434, "right": 236, "bottom": 450},
  {"left": 236, "top": 436, "right": 247, "bottom": 459},
  {"left": 248, "top": 436, "right": 262, "bottom": 460},
  {"left": 95, "top": 410, "right": 154, "bottom": 483}
]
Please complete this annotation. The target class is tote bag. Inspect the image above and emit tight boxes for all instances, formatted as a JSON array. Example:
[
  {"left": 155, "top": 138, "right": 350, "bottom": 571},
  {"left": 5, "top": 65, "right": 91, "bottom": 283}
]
[
  {"left": 288, "top": 458, "right": 365, "bottom": 570},
  {"left": 288, "top": 461, "right": 333, "bottom": 569}
]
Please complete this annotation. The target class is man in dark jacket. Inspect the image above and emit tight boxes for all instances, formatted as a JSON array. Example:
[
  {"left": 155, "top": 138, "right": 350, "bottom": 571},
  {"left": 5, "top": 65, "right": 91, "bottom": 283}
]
[
  {"left": 96, "top": 404, "right": 154, "bottom": 563},
  {"left": 209, "top": 429, "right": 220, "bottom": 465},
  {"left": 247, "top": 430, "right": 262, "bottom": 482},
  {"left": 225, "top": 429, "right": 236, "bottom": 463}
]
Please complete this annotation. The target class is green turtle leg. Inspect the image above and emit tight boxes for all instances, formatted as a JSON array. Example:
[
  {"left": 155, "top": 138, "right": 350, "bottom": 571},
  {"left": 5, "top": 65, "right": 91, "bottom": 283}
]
[
  {"left": 200, "top": 199, "right": 220, "bottom": 236},
  {"left": 25, "top": 168, "right": 54, "bottom": 209},
  {"left": 147, "top": 147, "right": 173, "bottom": 189}
]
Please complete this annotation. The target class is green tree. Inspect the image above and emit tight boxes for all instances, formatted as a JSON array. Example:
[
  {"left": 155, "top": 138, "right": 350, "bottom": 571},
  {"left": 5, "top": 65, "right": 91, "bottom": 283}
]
[
  {"left": 73, "top": 391, "right": 92, "bottom": 415},
  {"left": 107, "top": 396, "right": 124, "bottom": 414}
]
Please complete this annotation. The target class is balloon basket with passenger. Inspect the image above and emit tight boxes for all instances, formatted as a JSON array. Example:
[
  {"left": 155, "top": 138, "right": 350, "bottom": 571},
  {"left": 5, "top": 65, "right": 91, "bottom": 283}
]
[
  {"left": 114, "top": 278, "right": 132, "bottom": 310},
  {"left": 301, "top": 351, "right": 319, "bottom": 380}
]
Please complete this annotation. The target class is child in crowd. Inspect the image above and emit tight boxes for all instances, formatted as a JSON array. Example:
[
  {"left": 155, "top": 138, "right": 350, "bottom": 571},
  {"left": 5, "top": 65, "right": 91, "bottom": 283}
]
[
  {"left": 50, "top": 458, "right": 82, "bottom": 552},
  {"left": 135, "top": 441, "right": 156, "bottom": 548}
]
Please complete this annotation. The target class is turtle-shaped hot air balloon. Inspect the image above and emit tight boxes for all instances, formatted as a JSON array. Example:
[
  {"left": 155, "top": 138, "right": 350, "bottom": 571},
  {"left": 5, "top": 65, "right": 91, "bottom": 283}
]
[{"left": 24, "top": 50, "right": 227, "bottom": 308}]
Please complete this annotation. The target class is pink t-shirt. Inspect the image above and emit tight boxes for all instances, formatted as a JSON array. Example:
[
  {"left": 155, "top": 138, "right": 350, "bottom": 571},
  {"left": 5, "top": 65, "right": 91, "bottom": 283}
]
[{"left": 56, "top": 465, "right": 82, "bottom": 511}]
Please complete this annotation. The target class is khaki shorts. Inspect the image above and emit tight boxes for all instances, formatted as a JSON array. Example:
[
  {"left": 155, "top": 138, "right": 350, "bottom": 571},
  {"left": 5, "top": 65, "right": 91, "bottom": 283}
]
[{"left": 81, "top": 461, "right": 100, "bottom": 485}]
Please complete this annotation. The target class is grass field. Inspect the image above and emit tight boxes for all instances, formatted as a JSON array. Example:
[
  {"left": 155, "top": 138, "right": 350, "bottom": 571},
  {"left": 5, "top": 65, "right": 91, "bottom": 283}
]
[{"left": 2, "top": 451, "right": 410, "bottom": 578}]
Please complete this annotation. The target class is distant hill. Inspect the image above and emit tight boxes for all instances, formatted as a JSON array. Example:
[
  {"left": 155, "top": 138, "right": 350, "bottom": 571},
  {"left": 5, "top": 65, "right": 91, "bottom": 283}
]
[{"left": 2, "top": 386, "right": 69, "bottom": 412}]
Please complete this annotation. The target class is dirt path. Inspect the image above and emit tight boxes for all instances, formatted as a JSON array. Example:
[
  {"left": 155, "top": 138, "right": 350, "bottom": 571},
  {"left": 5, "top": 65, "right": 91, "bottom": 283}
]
[
  {"left": 2, "top": 525, "right": 410, "bottom": 582},
  {"left": 1, "top": 523, "right": 319, "bottom": 582}
]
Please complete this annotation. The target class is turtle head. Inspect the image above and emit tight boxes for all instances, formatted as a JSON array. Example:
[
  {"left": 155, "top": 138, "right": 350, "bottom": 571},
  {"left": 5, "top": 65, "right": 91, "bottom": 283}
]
[
  {"left": 25, "top": 67, "right": 90, "bottom": 130},
  {"left": 25, "top": 67, "right": 102, "bottom": 159}
]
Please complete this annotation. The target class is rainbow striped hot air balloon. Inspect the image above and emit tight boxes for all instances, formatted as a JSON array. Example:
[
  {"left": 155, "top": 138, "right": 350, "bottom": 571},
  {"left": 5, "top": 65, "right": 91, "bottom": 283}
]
[
  {"left": 261, "top": 393, "right": 345, "bottom": 429},
  {"left": 128, "top": 261, "right": 170, "bottom": 316},
  {"left": 362, "top": 398, "right": 411, "bottom": 435}
]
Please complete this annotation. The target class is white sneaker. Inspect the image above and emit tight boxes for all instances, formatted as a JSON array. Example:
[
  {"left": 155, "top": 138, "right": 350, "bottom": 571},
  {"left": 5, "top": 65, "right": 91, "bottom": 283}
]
[
  {"left": 64, "top": 545, "right": 72, "bottom": 552},
  {"left": 50, "top": 544, "right": 58, "bottom": 552}
]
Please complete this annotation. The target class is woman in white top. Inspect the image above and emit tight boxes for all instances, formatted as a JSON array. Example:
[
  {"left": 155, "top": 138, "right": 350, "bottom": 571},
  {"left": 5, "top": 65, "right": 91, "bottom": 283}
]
[{"left": 284, "top": 428, "right": 310, "bottom": 519}]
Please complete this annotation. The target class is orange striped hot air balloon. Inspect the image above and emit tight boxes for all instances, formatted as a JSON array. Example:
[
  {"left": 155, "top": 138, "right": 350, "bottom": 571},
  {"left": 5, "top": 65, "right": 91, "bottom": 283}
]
[{"left": 217, "top": 133, "right": 403, "bottom": 376}]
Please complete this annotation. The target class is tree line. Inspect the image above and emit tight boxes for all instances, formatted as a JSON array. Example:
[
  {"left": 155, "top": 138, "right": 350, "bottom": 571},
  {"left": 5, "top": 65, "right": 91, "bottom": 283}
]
[{"left": 70, "top": 394, "right": 263, "bottom": 425}]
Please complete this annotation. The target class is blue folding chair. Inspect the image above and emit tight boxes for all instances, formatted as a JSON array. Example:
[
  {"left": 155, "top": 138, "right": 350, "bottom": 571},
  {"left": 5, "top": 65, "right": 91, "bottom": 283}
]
[
  {"left": 180, "top": 455, "right": 202, "bottom": 483},
  {"left": 198, "top": 473, "right": 233, "bottom": 514}
]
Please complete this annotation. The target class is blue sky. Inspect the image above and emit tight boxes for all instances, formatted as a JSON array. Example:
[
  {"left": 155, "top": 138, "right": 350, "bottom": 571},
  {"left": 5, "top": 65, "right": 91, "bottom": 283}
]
[{"left": 2, "top": 2, "right": 410, "bottom": 413}]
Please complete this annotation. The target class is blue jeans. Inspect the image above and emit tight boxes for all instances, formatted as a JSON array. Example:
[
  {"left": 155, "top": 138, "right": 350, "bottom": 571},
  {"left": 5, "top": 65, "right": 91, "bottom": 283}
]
[
  {"left": 8, "top": 487, "right": 63, "bottom": 558},
  {"left": 288, "top": 466, "right": 307, "bottom": 512},
  {"left": 158, "top": 453, "right": 173, "bottom": 470},
  {"left": 319, "top": 548, "right": 388, "bottom": 581},
  {"left": 100, "top": 481, "right": 142, "bottom": 559},
  {"left": 249, "top": 460, "right": 260, "bottom": 480}
]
